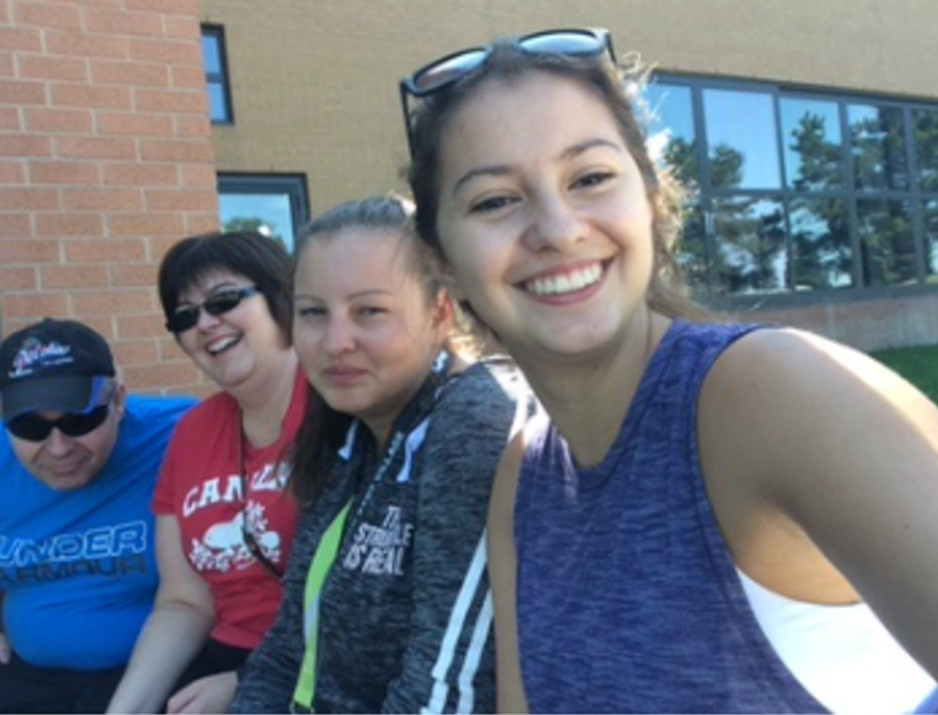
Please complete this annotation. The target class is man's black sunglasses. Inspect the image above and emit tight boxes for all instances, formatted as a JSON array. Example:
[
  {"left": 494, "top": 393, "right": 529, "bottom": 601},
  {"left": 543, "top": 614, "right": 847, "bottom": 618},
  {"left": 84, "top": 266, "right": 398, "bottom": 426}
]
[
  {"left": 399, "top": 28, "right": 615, "bottom": 156},
  {"left": 166, "top": 286, "right": 260, "bottom": 334},
  {"left": 7, "top": 402, "right": 111, "bottom": 442}
]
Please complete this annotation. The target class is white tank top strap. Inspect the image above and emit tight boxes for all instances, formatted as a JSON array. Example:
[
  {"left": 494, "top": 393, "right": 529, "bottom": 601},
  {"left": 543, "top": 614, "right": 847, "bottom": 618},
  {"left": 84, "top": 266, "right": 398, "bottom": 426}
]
[{"left": 737, "top": 568, "right": 935, "bottom": 713}]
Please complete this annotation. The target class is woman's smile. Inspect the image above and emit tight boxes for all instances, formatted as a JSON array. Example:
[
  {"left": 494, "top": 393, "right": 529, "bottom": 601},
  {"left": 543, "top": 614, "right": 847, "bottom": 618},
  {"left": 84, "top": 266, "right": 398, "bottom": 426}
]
[{"left": 518, "top": 259, "right": 610, "bottom": 302}]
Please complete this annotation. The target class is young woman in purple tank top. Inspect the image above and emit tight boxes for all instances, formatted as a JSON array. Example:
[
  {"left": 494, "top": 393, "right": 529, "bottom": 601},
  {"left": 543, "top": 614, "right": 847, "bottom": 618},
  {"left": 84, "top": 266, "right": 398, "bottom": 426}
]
[{"left": 398, "top": 27, "right": 938, "bottom": 713}]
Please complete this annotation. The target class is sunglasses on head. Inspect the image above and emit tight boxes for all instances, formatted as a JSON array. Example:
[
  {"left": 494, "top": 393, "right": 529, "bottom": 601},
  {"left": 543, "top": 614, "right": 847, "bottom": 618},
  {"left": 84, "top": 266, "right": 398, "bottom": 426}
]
[
  {"left": 7, "top": 402, "right": 111, "bottom": 442},
  {"left": 166, "top": 285, "right": 260, "bottom": 334},
  {"left": 399, "top": 28, "right": 616, "bottom": 155}
]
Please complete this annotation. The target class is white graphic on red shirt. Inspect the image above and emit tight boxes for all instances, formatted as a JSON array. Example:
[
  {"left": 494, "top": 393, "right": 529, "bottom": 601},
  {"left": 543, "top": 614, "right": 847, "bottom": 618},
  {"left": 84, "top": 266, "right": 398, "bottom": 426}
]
[{"left": 188, "top": 503, "right": 282, "bottom": 573}]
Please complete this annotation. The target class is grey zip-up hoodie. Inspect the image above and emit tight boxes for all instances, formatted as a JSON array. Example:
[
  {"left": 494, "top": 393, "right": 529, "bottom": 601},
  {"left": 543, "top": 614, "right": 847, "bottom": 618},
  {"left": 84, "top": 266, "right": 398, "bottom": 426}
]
[{"left": 230, "top": 358, "right": 529, "bottom": 714}]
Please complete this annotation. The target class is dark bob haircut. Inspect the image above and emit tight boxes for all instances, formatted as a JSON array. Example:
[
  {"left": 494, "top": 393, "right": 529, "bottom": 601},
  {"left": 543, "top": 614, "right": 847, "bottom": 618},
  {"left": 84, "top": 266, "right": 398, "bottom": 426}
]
[{"left": 157, "top": 231, "right": 293, "bottom": 341}]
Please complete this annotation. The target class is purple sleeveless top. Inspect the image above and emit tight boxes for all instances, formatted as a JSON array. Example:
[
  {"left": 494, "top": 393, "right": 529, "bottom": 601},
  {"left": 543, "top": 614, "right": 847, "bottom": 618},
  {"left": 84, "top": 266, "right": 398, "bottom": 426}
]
[{"left": 515, "top": 320, "right": 828, "bottom": 713}]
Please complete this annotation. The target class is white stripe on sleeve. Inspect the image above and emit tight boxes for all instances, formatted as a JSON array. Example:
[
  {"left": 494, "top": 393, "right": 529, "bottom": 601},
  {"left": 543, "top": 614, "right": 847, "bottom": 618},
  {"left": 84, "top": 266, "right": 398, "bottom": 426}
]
[
  {"left": 421, "top": 533, "right": 489, "bottom": 714},
  {"left": 455, "top": 589, "right": 493, "bottom": 713}
]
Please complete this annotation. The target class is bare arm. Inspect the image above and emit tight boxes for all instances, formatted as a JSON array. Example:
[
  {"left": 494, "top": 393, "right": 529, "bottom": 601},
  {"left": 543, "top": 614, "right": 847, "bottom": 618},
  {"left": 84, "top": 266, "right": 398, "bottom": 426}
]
[
  {"left": 106, "top": 515, "right": 215, "bottom": 713},
  {"left": 488, "top": 427, "right": 530, "bottom": 714},
  {"left": 700, "top": 328, "right": 938, "bottom": 678}
]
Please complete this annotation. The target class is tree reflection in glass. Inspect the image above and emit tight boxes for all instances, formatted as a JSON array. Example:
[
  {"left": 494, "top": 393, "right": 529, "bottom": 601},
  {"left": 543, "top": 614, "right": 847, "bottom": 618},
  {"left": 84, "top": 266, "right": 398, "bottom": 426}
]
[
  {"left": 857, "top": 199, "right": 915, "bottom": 286},
  {"left": 643, "top": 82, "right": 709, "bottom": 297},
  {"left": 789, "top": 198, "right": 851, "bottom": 290},
  {"left": 712, "top": 196, "right": 787, "bottom": 295},
  {"left": 675, "top": 205, "right": 709, "bottom": 297},
  {"left": 781, "top": 99, "right": 843, "bottom": 191},
  {"left": 849, "top": 105, "right": 908, "bottom": 191},
  {"left": 218, "top": 193, "right": 293, "bottom": 251},
  {"left": 924, "top": 200, "right": 938, "bottom": 283},
  {"left": 914, "top": 109, "right": 938, "bottom": 192},
  {"left": 644, "top": 83, "right": 699, "bottom": 192}
]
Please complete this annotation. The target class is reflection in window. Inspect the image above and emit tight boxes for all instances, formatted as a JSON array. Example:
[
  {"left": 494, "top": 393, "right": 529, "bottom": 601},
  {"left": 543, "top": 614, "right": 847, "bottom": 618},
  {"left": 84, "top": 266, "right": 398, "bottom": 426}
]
[
  {"left": 914, "top": 109, "right": 938, "bottom": 192},
  {"left": 857, "top": 200, "right": 915, "bottom": 286},
  {"left": 201, "top": 25, "right": 232, "bottom": 124},
  {"left": 925, "top": 200, "right": 938, "bottom": 282},
  {"left": 712, "top": 196, "right": 787, "bottom": 294},
  {"left": 217, "top": 174, "right": 309, "bottom": 252},
  {"left": 703, "top": 89, "right": 781, "bottom": 190},
  {"left": 649, "top": 74, "right": 938, "bottom": 299},
  {"left": 848, "top": 104, "right": 907, "bottom": 191},
  {"left": 789, "top": 198, "right": 852, "bottom": 290},
  {"left": 645, "top": 83, "right": 699, "bottom": 191},
  {"left": 675, "top": 205, "right": 709, "bottom": 295},
  {"left": 780, "top": 99, "right": 843, "bottom": 191}
]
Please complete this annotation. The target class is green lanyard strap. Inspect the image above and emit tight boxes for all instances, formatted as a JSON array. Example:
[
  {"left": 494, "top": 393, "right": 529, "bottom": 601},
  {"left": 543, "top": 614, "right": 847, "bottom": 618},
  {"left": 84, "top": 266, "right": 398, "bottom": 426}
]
[
  {"left": 291, "top": 352, "right": 453, "bottom": 712},
  {"left": 291, "top": 500, "right": 351, "bottom": 712}
]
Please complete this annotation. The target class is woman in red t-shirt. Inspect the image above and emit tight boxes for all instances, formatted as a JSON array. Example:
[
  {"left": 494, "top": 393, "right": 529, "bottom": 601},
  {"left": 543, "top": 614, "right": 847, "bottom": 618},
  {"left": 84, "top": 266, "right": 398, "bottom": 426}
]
[{"left": 107, "top": 231, "right": 308, "bottom": 714}]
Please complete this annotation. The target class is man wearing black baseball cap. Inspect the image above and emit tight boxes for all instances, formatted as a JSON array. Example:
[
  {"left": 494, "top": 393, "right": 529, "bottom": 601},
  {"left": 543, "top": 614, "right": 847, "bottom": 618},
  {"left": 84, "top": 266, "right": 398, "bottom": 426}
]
[
  {"left": 1, "top": 318, "right": 121, "bottom": 491},
  {"left": 1, "top": 317, "right": 116, "bottom": 417},
  {"left": 0, "top": 318, "right": 196, "bottom": 713}
]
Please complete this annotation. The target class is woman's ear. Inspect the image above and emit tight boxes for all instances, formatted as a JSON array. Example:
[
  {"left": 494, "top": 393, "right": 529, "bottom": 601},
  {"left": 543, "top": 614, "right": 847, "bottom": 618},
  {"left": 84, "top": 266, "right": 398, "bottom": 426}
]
[{"left": 430, "top": 288, "right": 455, "bottom": 331}]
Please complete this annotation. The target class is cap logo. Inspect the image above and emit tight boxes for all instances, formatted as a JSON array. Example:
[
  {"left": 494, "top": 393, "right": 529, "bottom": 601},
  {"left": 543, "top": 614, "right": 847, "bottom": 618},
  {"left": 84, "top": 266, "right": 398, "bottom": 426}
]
[{"left": 8, "top": 337, "right": 74, "bottom": 379}]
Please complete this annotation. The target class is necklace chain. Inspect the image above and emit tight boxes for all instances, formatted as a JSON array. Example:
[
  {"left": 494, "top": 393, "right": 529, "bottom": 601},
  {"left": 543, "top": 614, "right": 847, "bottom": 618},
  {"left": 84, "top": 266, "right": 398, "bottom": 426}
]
[{"left": 239, "top": 417, "right": 285, "bottom": 578}]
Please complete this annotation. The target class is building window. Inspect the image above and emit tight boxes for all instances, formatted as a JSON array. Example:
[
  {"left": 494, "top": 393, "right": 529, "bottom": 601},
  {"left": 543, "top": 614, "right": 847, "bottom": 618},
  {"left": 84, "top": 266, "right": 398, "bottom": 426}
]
[
  {"left": 217, "top": 174, "right": 309, "bottom": 252},
  {"left": 645, "top": 76, "right": 938, "bottom": 303},
  {"left": 201, "top": 25, "right": 233, "bottom": 125}
]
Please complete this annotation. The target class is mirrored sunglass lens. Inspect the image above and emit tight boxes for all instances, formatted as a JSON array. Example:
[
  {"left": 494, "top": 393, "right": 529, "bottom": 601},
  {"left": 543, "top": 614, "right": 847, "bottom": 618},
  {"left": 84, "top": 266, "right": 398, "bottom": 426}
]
[
  {"left": 412, "top": 49, "right": 489, "bottom": 93},
  {"left": 7, "top": 413, "right": 53, "bottom": 441},
  {"left": 203, "top": 291, "right": 244, "bottom": 317},
  {"left": 169, "top": 307, "right": 200, "bottom": 332},
  {"left": 58, "top": 404, "right": 110, "bottom": 437},
  {"left": 520, "top": 32, "right": 604, "bottom": 56},
  {"left": 7, "top": 404, "right": 109, "bottom": 441}
]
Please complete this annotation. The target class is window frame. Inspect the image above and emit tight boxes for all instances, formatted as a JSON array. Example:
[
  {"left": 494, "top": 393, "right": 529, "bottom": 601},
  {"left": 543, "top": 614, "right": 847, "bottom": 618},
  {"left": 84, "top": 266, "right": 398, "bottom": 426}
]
[
  {"left": 201, "top": 24, "right": 234, "bottom": 125},
  {"left": 216, "top": 173, "right": 310, "bottom": 252},
  {"left": 648, "top": 72, "right": 938, "bottom": 308}
]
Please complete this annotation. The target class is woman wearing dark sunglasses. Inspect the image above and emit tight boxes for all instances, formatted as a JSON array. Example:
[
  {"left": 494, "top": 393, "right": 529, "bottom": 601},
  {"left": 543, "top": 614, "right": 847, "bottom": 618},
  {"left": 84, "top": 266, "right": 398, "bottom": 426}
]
[
  {"left": 401, "top": 28, "right": 938, "bottom": 714},
  {"left": 107, "top": 231, "right": 308, "bottom": 714}
]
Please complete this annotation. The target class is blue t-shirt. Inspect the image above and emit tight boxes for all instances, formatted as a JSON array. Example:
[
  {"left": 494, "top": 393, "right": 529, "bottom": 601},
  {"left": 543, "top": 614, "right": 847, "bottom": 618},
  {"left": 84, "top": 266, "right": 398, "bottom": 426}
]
[{"left": 0, "top": 393, "right": 195, "bottom": 670}]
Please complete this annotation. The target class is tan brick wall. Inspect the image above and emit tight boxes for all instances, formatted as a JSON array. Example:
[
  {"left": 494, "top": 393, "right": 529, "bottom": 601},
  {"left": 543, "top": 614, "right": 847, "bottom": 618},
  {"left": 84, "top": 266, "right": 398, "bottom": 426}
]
[
  {"left": 735, "top": 293, "right": 938, "bottom": 352},
  {"left": 199, "top": 0, "right": 938, "bottom": 213},
  {"left": 4, "top": 0, "right": 938, "bottom": 394},
  {"left": 196, "top": 0, "right": 938, "bottom": 350},
  {"left": 0, "top": 0, "right": 219, "bottom": 395}
]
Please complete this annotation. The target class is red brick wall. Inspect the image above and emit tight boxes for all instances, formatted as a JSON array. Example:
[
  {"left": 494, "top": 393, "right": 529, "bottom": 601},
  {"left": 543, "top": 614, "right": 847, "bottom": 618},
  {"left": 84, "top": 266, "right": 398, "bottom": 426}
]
[{"left": 0, "top": 0, "right": 218, "bottom": 396}]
